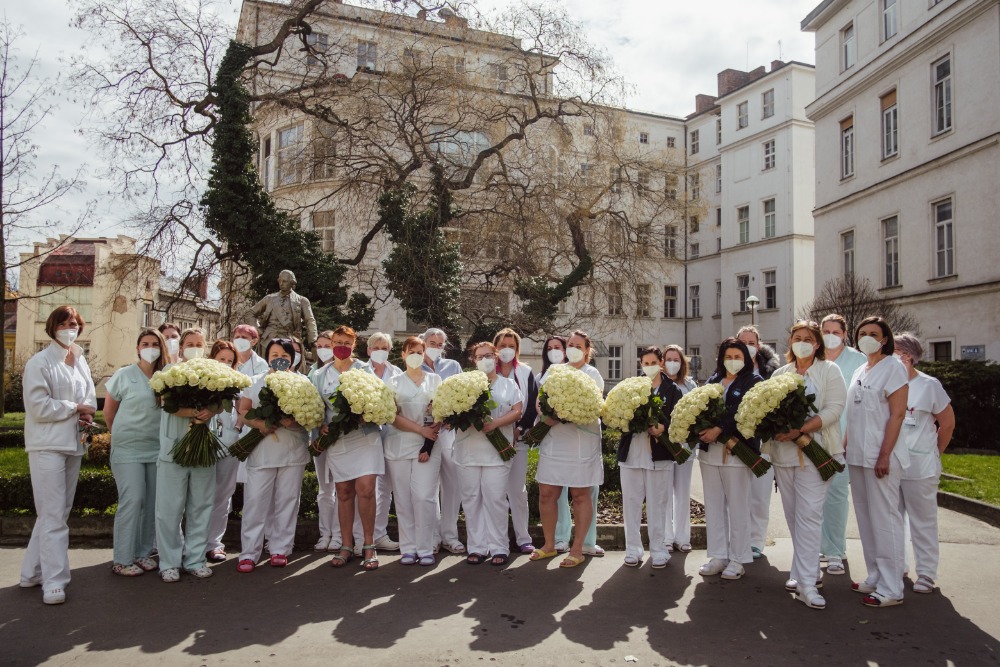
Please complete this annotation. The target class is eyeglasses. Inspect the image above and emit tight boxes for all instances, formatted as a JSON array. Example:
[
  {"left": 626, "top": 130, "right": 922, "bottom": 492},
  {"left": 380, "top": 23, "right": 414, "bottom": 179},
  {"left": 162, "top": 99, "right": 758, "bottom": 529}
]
[{"left": 474, "top": 354, "right": 496, "bottom": 361}]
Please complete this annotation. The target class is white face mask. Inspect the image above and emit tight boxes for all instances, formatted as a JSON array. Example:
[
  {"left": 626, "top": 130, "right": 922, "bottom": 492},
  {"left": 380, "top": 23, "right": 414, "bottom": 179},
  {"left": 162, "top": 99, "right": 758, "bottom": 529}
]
[
  {"left": 497, "top": 348, "right": 516, "bottom": 364},
  {"left": 166, "top": 338, "right": 180, "bottom": 356},
  {"left": 566, "top": 347, "right": 585, "bottom": 364},
  {"left": 791, "top": 341, "right": 815, "bottom": 360},
  {"left": 822, "top": 333, "right": 843, "bottom": 350},
  {"left": 724, "top": 359, "right": 745, "bottom": 375},
  {"left": 56, "top": 329, "right": 79, "bottom": 346},
  {"left": 183, "top": 347, "right": 205, "bottom": 360},
  {"left": 233, "top": 338, "right": 253, "bottom": 353},
  {"left": 425, "top": 347, "right": 443, "bottom": 362},
  {"left": 139, "top": 348, "right": 161, "bottom": 364},
  {"left": 858, "top": 336, "right": 883, "bottom": 355},
  {"left": 293, "top": 353, "right": 302, "bottom": 368},
  {"left": 664, "top": 361, "right": 682, "bottom": 377},
  {"left": 641, "top": 364, "right": 660, "bottom": 378},
  {"left": 547, "top": 349, "right": 565, "bottom": 364},
  {"left": 316, "top": 347, "right": 334, "bottom": 363},
  {"left": 405, "top": 353, "right": 424, "bottom": 369},
  {"left": 369, "top": 349, "right": 389, "bottom": 365},
  {"left": 744, "top": 344, "right": 758, "bottom": 359},
  {"left": 476, "top": 358, "right": 496, "bottom": 374}
]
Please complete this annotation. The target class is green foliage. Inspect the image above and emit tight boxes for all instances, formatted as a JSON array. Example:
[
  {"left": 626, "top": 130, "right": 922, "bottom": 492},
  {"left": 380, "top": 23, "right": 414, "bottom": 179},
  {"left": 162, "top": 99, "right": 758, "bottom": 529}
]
[
  {"left": 919, "top": 360, "right": 1000, "bottom": 451},
  {"left": 200, "top": 40, "right": 372, "bottom": 331},
  {"left": 513, "top": 250, "right": 593, "bottom": 335},
  {"left": 4, "top": 370, "right": 24, "bottom": 413},
  {"left": 940, "top": 453, "right": 1000, "bottom": 506},
  {"left": 0, "top": 430, "right": 23, "bottom": 449},
  {"left": 380, "top": 167, "right": 463, "bottom": 332}
]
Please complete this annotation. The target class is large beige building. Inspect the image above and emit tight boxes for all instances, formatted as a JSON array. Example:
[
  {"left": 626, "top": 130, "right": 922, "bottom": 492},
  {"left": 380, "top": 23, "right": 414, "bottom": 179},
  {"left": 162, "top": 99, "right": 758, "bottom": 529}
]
[{"left": 803, "top": 0, "right": 1000, "bottom": 361}]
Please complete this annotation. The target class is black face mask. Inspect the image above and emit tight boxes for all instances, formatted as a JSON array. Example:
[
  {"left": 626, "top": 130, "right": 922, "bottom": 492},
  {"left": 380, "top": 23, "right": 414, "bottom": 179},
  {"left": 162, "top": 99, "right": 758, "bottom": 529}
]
[{"left": 269, "top": 358, "right": 291, "bottom": 372}]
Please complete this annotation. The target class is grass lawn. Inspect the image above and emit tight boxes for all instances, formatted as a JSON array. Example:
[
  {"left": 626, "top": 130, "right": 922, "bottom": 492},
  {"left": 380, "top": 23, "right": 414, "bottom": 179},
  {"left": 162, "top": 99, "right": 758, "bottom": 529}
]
[
  {"left": 940, "top": 453, "right": 1000, "bottom": 507},
  {"left": 0, "top": 412, "right": 27, "bottom": 429}
]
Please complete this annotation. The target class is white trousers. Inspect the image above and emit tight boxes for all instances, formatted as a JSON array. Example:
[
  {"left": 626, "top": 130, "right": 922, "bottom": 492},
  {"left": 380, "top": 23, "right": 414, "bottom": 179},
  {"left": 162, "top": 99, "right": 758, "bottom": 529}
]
[
  {"left": 460, "top": 464, "right": 512, "bottom": 556},
  {"left": 386, "top": 449, "right": 441, "bottom": 557},
  {"left": 435, "top": 433, "right": 463, "bottom": 545},
  {"left": 700, "top": 461, "right": 753, "bottom": 564},
  {"left": 240, "top": 464, "right": 306, "bottom": 561},
  {"left": 111, "top": 460, "right": 157, "bottom": 565},
  {"left": 154, "top": 460, "right": 215, "bottom": 571},
  {"left": 750, "top": 454, "right": 774, "bottom": 551},
  {"left": 900, "top": 476, "right": 940, "bottom": 580},
  {"left": 849, "top": 464, "right": 905, "bottom": 600},
  {"left": 775, "top": 464, "right": 831, "bottom": 589},
  {"left": 207, "top": 456, "right": 240, "bottom": 552},
  {"left": 620, "top": 466, "right": 671, "bottom": 560},
  {"left": 506, "top": 443, "right": 532, "bottom": 546},
  {"left": 665, "top": 459, "right": 694, "bottom": 546},
  {"left": 21, "top": 451, "right": 82, "bottom": 590}
]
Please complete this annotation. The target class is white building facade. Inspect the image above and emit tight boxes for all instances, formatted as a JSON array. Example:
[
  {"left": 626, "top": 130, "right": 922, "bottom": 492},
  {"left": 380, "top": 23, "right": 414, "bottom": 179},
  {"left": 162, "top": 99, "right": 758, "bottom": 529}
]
[{"left": 803, "top": 0, "right": 1000, "bottom": 361}]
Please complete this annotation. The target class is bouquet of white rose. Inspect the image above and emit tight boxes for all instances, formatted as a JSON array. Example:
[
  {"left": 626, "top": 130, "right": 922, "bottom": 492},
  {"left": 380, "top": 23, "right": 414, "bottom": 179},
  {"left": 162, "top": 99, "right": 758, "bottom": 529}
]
[
  {"left": 150, "top": 358, "right": 253, "bottom": 467},
  {"left": 736, "top": 373, "right": 844, "bottom": 481},
  {"left": 229, "top": 371, "right": 326, "bottom": 461},
  {"left": 309, "top": 369, "right": 397, "bottom": 456},
  {"left": 668, "top": 383, "right": 771, "bottom": 477},
  {"left": 602, "top": 376, "right": 691, "bottom": 464},
  {"left": 432, "top": 370, "right": 515, "bottom": 461},
  {"left": 522, "top": 364, "right": 604, "bottom": 446}
]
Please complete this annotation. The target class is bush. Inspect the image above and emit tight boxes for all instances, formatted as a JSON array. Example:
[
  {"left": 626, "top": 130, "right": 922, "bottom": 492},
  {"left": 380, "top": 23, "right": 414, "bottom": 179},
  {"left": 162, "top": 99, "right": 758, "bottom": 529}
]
[
  {"left": 86, "top": 434, "right": 111, "bottom": 467},
  {"left": 0, "top": 430, "right": 24, "bottom": 449},
  {"left": 919, "top": 360, "right": 1000, "bottom": 452},
  {"left": 4, "top": 369, "right": 25, "bottom": 413}
]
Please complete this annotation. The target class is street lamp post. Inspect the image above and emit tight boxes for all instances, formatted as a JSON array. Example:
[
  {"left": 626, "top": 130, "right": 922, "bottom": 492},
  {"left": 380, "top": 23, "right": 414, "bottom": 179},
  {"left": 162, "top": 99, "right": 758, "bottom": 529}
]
[{"left": 746, "top": 294, "right": 760, "bottom": 327}]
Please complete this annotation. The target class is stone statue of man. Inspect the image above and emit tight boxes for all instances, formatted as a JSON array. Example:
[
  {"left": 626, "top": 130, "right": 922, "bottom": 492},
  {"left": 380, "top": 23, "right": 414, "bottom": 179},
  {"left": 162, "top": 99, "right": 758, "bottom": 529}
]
[{"left": 250, "top": 270, "right": 319, "bottom": 349}]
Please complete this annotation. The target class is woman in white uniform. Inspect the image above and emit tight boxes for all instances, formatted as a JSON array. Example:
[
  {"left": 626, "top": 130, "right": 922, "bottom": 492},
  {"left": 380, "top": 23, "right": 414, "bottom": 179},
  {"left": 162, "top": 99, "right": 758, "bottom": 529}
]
[
  {"left": 697, "top": 338, "right": 761, "bottom": 581},
  {"left": 619, "top": 347, "right": 683, "bottom": 568},
  {"left": 845, "top": 316, "right": 909, "bottom": 608},
  {"left": 236, "top": 338, "right": 311, "bottom": 572},
  {"left": 321, "top": 326, "right": 385, "bottom": 571},
  {"left": 105, "top": 328, "right": 167, "bottom": 576},
  {"left": 154, "top": 328, "right": 220, "bottom": 583},
  {"left": 362, "top": 332, "right": 401, "bottom": 553},
  {"left": 494, "top": 327, "right": 538, "bottom": 555},
  {"left": 309, "top": 330, "right": 344, "bottom": 552},
  {"left": 20, "top": 306, "right": 97, "bottom": 605},
  {"left": 531, "top": 330, "right": 604, "bottom": 569},
  {"left": 738, "top": 325, "right": 777, "bottom": 561},
  {"left": 662, "top": 344, "right": 698, "bottom": 553},
  {"left": 894, "top": 333, "right": 955, "bottom": 595},
  {"left": 384, "top": 336, "right": 442, "bottom": 566},
  {"left": 769, "top": 320, "right": 846, "bottom": 609},
  {"left": 457, "top": 342, "right": 523, "bottom": 566},
  {"left": 206, "top": 340, "right": 244, "bottom": 562}
]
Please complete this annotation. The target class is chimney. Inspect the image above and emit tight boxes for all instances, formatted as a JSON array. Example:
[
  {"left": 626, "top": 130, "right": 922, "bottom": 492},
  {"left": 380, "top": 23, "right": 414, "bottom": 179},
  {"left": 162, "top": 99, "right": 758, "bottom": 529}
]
[
  {"left": 771, "top": 59, "right": 784, "bottom": 72},
  {"left": 749, "top": 65, "right": 766, "bottom": 80},
  {"left": 717, "top": 68, "right": 750, "bottom": 97},
  {"left": 695, "top": 94, "right": 718, "bottom": 114}
]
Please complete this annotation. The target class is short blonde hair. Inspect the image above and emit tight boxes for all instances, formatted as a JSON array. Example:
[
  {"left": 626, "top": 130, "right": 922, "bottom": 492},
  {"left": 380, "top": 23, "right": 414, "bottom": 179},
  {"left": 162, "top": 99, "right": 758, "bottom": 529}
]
[{"left": 367, "top": 332, "right": 392, "bottom": 349}]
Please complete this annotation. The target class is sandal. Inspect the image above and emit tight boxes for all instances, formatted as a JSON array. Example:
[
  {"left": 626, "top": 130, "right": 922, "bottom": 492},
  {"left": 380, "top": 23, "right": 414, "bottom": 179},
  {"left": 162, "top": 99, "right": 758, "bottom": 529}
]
[
  {"left": 134, "top": 557, "right": 158, "bottom": 572},
  {"left": 490, "top": 553, "right": 509, "bottom": 566},
  {"left": 206, "top": 549, "right": 227, "bottom": 563},
  {"left": 466, "top": 553, "right": 486, "bottom": 565},
  {"left": 862, "top": 592, "right": 903, "bottom": 608},
  {"left": 329, "top": 548, "right": 354, "bottom": 568},
  {"left": 361, "top": 545, "right": 379, "bottom": 571},
  {"left": 112, "top": 563, "right": 144, "bottom": 577},
  {"left": 519, "top": 543, "right": 535, "bottom": 554},
  {"left": 560, "top": 555, "right": 586, "bottom": 569},
  {"left": 529, "top": 549, "right": 558, "bottom": 561},
  {"left": 237, "top": 559, "right": 255, "bottom": 573},
  {"left": 269, "top": 554, "right": 288, "bottom": 567},
  {"left": 400, "top": 553, "right": 418, "bottom": 566},
  {"left": 418, "top": 555, "right": 436, "bottom": 566},
  {"left": 913, "top": 575, "right": 935, "bottom": 594},
  {"left": 623, "top": 555, "right": 640, "bottom": 568}
]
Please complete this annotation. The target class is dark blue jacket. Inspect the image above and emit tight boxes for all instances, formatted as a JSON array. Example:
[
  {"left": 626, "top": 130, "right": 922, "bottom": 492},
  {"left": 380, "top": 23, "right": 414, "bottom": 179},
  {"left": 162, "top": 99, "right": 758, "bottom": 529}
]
[
  {"left": 702, "top": 371, "right": 763, "bottom": 453},
  {"left": 617, "top": 373, "right": 684, "bottom": 463}
]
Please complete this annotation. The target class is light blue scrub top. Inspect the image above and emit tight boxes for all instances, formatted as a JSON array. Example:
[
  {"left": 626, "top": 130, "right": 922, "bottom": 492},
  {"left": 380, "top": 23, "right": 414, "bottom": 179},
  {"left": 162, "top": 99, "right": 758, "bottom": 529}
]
[{"left": 106, "top": 363, "right": 161, "bottom": 464}]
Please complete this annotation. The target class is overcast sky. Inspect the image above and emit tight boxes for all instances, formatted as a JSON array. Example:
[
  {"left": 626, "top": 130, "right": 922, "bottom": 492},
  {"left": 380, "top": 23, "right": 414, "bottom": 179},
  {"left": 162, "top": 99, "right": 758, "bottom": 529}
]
[{"left": 3, "top": 0, "right": 821, "bottom": 252}]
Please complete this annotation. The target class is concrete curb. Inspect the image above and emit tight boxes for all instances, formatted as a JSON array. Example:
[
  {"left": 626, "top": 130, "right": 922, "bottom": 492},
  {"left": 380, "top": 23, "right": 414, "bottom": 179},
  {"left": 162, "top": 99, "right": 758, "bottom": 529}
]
[{"left": 937, "top": 491, "right": 1000, "bottom": 529}]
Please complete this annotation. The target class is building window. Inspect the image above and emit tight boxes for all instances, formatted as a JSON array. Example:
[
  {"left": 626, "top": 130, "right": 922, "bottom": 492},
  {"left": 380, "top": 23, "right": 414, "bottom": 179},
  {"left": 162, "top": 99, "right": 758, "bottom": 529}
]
[
  {"left": 690, "top": 242, "right": 700, "bottom": 258},
  {"left": 636, "top": 283, "right": 651, "bottom": 317},
  {"left": 306, "top": 32, "right": 328, "bottom": 67},
  {"left": 667, "top": 136, "right": 676, "bottom": 148},
  {"left": 934, "top": 198, "right": 954, "bottom": 277},
  {"left": 737, "top": 101, "right": 749, "bottom": 129},
  {"left": 276, "top": 124, "right": 305, "bottom": 186},
  {"left": 764, "top": 270, "right": 777, "bottom": 309},
  {"left": 842, "top": 23, "right": 856, "bottom": 70},
  {"left": 689, "top": 173, "right": 700, "bottom": 200},
  {"left": 312, "top": 123, "right": 338, "bottom": 180},
  {"left": 635, "top": 346, "right": 647, "bottom": 377},
  {"left": 763, "top": 139, "right": 776, "bottom": 170},
  {"left": 737, "top": 274, "right": 750, "bottom": 312},
  {"left": 607, "top": 345, "right": 623, "bottom": 381},
  {"left": 762, "top": 89, "right": 775, "bottom": 118},
  {"left": 882, "top": 0, "right": 898, "bottom": 41},
  {"left": 716, "top": 208, "right": 722, "bottom": 227},
  {"left": 689, "top": 285, "right": 701, "bottom": 318},
  {"left": 763, "top": 198, "right": 776, "bottom": 238},
  {"left": 313, "top": 211, "right": 336, "bottom": 253},
  {"left": 883, "top": 216, "right": 900, "bottom": 287},
  {"left": 716, "top": 117, "right": 722, "bottom": 144},
  {"left": 445, "top": 55, "right": 466, "bottom": 74},
  {"left": 690, "top": 215, "right": 700, "bottom": 233},
  {"left": 715, "top": 164, "right": 722, "bottom": 193},
  {"left": 737, "top": 205, "right": 750, "bottom": 244},
  {"left": 141, "top": 302, "right": 151, "bottom": 328},
  {"left": 639, "top": 131, "right": 649, "bottom": 144},
  {"left": 933, "top": 56, "right": 952, "bottom": 135},
  {"left": 490, "top": 63, "right": 509, "bottom": 91},
  {"left": 663, "top": 285, "right": 678, "bottom": 318},
  {"left": 932, "top": 341, "right": 952, "bottom": 361},
  {"left": 608, "top": 282, "right": 624, "bottom": 316},
  {"left": 357, "top": 40, "right": 377, "bottom": 70},
  {"left": 840, "top": 117, "right": 855, "bottom": 179},
  {"left": 583, "top": 123, "right": 594, "bottom": 136},
  {"left": 715, "top": 280, "right": 722, "bottom": 316},
  {"left": 665, "top": 225, "right": 677, "bottom": 258},
  {"left": 666, "top": 173, "right": 678, "bottom": 199},
  {"left": 690, "top": 130, "right": 700, "bottom": 154},
  {"left": 842, "top": 230, "right": 855, "bottom": 277},
  {"left": 881, "top": 90, "right": 898, "bottom": 159}
]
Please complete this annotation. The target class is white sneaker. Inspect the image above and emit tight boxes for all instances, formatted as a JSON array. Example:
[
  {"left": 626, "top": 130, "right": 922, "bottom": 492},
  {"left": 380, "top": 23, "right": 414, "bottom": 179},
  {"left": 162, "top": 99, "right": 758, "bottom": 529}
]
[
  {"left": 721, "top": 562, "right": 745, "bottom": 580},
  {"left": 43, "top": 588, "right": 66, "bottom": 605},
  {"left": 699, "top": 558, "right": 729, "bottom": 576},
  {"left": 314, "top": 536, "right": 332, "bottom": 551},
  {"left": 373, "top": 535, "right": 399, "bottom": 551},
  {"left": 19, "top": 577, "right": 41, "bottom": 588},
  {"left": 160, "top": 568, "right": 180, "bottom": 583},
  {"left": 185, "top": 566, "right": 213, "bottom": 579}
]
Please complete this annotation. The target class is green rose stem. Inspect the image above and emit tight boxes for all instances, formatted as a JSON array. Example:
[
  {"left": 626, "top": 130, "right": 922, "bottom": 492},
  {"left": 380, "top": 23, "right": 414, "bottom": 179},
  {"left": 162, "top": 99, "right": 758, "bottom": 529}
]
[
  {"left": 485, "top": 428, "right": 516, "bottom": 462},
  {"left": 229, "top": 429, "right": 266, "bottom": 462},
  {"left": 793, "top": 433, "right": 845, "bottom": 481},
  {"left": 654, "top": 434, "right": 692, "bottom": 465},
  {"left": 170, "top": 420, "right": 227, "bottom": 468},
  {"left": 723, "top": 437, "right": 772, "bottom": 478}
]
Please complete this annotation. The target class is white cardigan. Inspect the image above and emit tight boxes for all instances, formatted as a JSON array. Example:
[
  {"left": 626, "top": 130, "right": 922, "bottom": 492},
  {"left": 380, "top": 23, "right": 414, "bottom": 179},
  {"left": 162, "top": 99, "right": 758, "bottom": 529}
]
[
  {"left": 23, "top": 341, "right": 97, "bottom": 453},
  {"left": 768, "top": 359, "right": 846, "bottom": 467}
]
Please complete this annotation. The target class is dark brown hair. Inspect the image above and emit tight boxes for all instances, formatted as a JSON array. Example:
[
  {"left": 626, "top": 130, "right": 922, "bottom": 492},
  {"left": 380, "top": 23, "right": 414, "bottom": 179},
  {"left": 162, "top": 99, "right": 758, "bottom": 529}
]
[
  {"left": 855, "top": 316, "right": 895, "bottom": 356},
  {"left": 45, "top": 306, "right": 85, "bottom": 340},
  {"left": 136, "top": 328, "right": 167, "bottom": 372},
  {"left": 714, "top": 337, "right": 754, "bottom": 379},
  {"left": 662, "top": 344, "right": 689, "bottom": 381}
]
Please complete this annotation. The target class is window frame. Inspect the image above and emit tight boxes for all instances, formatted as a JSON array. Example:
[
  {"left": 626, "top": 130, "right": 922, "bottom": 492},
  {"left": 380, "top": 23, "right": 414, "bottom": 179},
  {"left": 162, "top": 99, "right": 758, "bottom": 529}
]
[
  {"left": 763, "top": 198, "right": 776, "bottom": 238},
  {"left": 881, "top": 91, "right": 899, "bottom": 160},
  {"left": 737, "top": 205, "right": 750, "bottom": 244},
  {"left": 690, "top": 129, "right": 700, "bottom": 155},
  {"left": 882, "top": 0, "right": 898, "bottom": 42},
  {"left": 882, "top": 215, "right": 901, "bottom": 287},
  {"left": 842, "top": 23, "right": 856, "bottom": 71},
  {"left": 639, "top": 131, "right": 649, "bottom": 145},
  {"left": 357, "top": 40, "right": 378, "bottom": 71},
  {"left": 841, "top": 229, "right": 855, "bottom": 277},
  {"left": 636, "top": 283, "right": 651, "bottom": 318},
  {"left": 737, "top": 274, "right": 750, "bottom": 312},
  {"left": 932, "top": 55, "right": 953, "bottom": 135},
  {"left": 737, "top": 101, "right": 749, "bottom": 130},
  {"left": 763, "top": 139, "right": 776, "bottom": 170},
  {"left": 663, "top": 284, "right": 678, "bottom": 318},
  {"left": 762, "top": 88, "right": 775, "bottom": 118},
  {"left": 841, "top": 118, "right": 855, "bottom": 179},
  {"left": 763, "top": 270, "right": 777, "bottom": 309},
  {"left": 933, "top": 198, "right": 955, "bottom": 278},
  {"left": 689, "top": 284, "right": 701, "bottom": 318},
  {"left": 608, "top": 282, "right": 624, "bottom": 316},
  {"left": 607, "top": 345, "right": 623, "bottom": 381}
]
